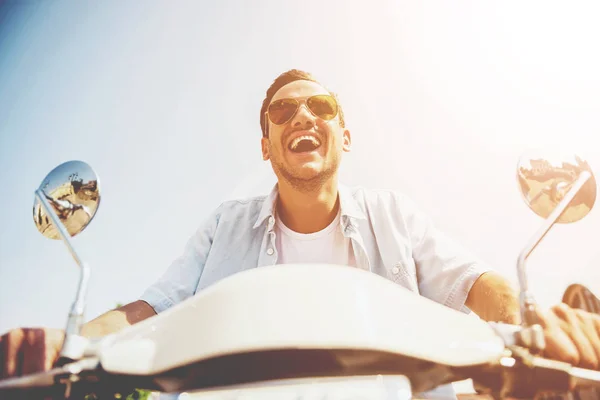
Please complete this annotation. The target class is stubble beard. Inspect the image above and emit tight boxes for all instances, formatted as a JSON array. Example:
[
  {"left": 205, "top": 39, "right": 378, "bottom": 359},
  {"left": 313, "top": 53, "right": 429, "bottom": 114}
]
[{"left": 269, "top": 145, "right": 340, "bottom": 193}]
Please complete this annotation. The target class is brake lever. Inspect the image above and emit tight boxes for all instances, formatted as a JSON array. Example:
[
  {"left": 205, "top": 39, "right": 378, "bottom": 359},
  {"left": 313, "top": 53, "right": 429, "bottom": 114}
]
[{"left": 487, "top": 322, "right": 545, "bottom": 353}]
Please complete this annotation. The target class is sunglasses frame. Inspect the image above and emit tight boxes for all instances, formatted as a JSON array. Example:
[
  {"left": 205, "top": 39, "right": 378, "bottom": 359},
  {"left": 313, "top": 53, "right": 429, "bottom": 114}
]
[{"left": 264, "top": 94, "right": 338, "bottom": 137}]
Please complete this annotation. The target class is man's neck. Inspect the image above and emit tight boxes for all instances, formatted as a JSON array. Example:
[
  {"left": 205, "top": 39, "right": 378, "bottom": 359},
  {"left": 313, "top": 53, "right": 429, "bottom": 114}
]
[{"left": 276, "top": 179, "right": 340, "bottom": 234}]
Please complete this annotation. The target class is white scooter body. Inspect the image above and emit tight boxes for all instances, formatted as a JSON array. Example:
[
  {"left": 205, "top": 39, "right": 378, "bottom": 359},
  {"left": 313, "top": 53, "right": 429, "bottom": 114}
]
[{"left": 97, "top": 264, "right": 504, "bottom": 388}]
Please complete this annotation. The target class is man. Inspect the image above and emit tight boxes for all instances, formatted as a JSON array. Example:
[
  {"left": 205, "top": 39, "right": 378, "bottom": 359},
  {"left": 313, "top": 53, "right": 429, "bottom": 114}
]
[{"left": 1, "top": 69, "right": 599, "bottom": 380}]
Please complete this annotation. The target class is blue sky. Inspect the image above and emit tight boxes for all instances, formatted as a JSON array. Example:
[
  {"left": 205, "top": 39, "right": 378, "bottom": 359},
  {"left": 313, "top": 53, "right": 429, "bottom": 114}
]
[{"left": 1, "top": 1, "right": 600, "bottom": 334}]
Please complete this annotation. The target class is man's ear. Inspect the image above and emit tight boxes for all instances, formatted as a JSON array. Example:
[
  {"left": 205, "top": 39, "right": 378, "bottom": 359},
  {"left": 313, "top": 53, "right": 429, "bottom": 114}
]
[
  {"left": 342, "top": 129, "right": 352, "bottom": 152},
  {"left": 261, "top": 137, "right": 270, "bottom": 160}
]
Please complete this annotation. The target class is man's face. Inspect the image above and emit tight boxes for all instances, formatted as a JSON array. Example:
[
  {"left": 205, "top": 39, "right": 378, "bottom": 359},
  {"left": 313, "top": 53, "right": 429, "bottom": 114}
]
[{"left": 261, "top": 80, "right": 351, "bottom": 190}]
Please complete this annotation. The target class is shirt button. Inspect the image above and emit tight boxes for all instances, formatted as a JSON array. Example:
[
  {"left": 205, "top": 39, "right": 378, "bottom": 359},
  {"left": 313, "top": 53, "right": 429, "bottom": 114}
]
[
  {"left": 391, "top": 266, "right": 400, "bottom": 275},
  {"left": 266, "top": 248, "right": 274, "bottom": 256}
]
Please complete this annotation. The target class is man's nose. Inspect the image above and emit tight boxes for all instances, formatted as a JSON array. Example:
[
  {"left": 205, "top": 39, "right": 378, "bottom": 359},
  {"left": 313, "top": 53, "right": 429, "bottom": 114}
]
[{"left": 291, "top": 103, "right": 315, "bottom": 129}]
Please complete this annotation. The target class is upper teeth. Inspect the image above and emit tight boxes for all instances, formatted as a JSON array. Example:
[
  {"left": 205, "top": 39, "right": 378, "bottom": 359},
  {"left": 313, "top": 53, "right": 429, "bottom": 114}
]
[{"left": 290, "top": 135, "right": 320, "bottom": 150}]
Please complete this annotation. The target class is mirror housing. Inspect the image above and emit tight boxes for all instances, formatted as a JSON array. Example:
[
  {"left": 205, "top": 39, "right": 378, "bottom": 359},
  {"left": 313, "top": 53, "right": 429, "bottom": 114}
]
[
  {"left": 33, "top": 160, "right": 101, "bottom": 239},
  {"left": 517, "top": 152, "right": 596, "bottom": 223}
]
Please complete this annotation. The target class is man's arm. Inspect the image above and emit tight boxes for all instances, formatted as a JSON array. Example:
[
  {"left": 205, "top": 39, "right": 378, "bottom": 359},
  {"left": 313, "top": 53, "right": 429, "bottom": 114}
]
[
  {"left": 79, "top": 202, "right": 224, "bottom": 337},
  {"left": 465, "top": 271, "right": 521, "bottom": 324},
  {"left": 80, "top": 300, "right": 156, "bottom": 338}
]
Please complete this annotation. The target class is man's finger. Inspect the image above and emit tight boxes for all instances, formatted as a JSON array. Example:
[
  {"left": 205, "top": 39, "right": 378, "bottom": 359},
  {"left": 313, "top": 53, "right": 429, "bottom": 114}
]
[
  {"left": 553, "top": 304, "right": 599, "bottom": 369},
  {"left": 22, "top": 329, "right": 47, "bottom": 375},
  {"left": 575, "top": 310, "right": 600, "bottom": 367},
  {"left": 537, "top": 306, "right": 580, "bottom": 365},
  {"left": 45, "top": 329, "right": 64, "bottom": 371},
  {"left": 594, "top": 314, "right": 600, "bottom": 332},
  {"left": 544, "top": 327, "right": 581, "bottom": 366},
  {"left": 3, "top": 329, "right": 25, "bottom": 378}
]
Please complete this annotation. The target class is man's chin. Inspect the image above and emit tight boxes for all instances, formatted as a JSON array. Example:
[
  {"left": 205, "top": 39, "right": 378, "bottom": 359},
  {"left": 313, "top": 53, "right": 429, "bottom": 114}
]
[
  {"left": 287, "top": 163, "right": 324, "bottom": 180},
  {"left": 285, "top": 173, "right": 320, "bottom": 185},
  {"left": 271, "top": 158, "right": 336, "bottom": 189}
]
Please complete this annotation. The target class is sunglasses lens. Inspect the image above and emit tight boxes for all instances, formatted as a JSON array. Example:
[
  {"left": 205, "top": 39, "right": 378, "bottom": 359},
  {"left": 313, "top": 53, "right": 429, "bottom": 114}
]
[
  {"left": 268, "top": 99, "right": 298, "bottom": 125},
  {"left": 307, "top": 95, "right": 338, "bottom": 120}
]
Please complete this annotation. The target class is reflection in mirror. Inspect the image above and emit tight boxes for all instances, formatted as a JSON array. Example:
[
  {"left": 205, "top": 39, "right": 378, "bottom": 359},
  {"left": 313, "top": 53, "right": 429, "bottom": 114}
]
[
  {"left": 33, "top": 160, "right": 101, "bottom": 239},
  {"left": 517, "top": 151, "right": 596, "bottom": 223}
]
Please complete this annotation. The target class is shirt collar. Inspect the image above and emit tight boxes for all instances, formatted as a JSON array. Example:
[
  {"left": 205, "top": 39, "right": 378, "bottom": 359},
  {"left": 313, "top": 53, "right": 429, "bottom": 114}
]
[{"left": 252, "top": 182, "right": 366, "bottom": 230}]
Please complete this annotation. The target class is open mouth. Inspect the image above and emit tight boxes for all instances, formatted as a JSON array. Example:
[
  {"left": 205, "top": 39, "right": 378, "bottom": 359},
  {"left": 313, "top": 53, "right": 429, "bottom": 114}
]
[{"left": 288, "top": 135, "right": 322, "bottom": 153}]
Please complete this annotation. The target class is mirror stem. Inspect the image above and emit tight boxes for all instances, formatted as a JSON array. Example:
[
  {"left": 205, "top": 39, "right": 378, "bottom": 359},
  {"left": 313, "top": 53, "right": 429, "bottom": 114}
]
[
  {"left": 35, "top": 189, "right": 86, "bottom": 267},
  {"left": 35, "top": 189, "right": 91, "bottom": 359},
  {"left": 517, "top": 171, "right": 592, "bottom": 326}
]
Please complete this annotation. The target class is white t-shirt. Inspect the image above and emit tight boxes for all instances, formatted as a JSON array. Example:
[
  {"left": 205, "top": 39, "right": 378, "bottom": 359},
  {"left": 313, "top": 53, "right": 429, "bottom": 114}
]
[
  {"left": 274, "top": 210, "right": 356, "bottom": 267},
  {"left": 273, "top": 210, "right": 456, "bottom": 399}
]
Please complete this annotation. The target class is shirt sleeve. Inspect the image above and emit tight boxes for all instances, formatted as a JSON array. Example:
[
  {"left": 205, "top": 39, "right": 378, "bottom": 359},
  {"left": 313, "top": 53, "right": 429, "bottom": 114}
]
[
  {"left": 140, "top": 204, "right": 223, "bottom": 313},
  {"left": 399, "top": 194, "right": 493, "bottom": 313}
]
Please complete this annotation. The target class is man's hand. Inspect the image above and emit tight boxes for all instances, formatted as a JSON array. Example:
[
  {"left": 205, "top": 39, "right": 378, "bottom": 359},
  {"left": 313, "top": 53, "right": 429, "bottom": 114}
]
[
  {"left": 467, "top": 273, "right": 600, "bottom": 370},
  {"left": 0, "top": 328, "right": 64, "bottom": 379},
  {"left": 0, "top": 301, "right": 156, "bottom": 381},
  {"left": 539, "top": 304, "right": 600, "bottom": 370}
]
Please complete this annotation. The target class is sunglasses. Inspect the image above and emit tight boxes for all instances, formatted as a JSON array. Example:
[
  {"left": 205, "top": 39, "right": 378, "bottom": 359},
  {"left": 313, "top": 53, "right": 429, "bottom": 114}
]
[{"left": 266, "top": 94, "right": 339, "bottom": 128}]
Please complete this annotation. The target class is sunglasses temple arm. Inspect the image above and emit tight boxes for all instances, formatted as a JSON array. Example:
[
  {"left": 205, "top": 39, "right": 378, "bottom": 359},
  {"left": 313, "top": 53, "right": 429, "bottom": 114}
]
[{"left": 264, "top": 112, "right": 269, "bottom": 138}]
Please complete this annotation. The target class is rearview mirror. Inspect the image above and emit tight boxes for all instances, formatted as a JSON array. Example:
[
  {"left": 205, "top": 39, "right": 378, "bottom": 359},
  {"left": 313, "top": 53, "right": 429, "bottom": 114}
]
[
  {"left": 32, "top": 160, "right": 101, "bottom": 361},
  {"left": 517, "top": 152, "right": 596, "bottom": 223},
  {"left": 33, "top": 160, "right": 101, "bottom": 239}
]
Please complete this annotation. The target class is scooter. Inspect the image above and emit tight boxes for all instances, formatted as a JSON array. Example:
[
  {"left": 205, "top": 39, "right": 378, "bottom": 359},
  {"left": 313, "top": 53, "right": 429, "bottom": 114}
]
[{"left": 0, "top": 152, "right": 599, "bottom": 399}]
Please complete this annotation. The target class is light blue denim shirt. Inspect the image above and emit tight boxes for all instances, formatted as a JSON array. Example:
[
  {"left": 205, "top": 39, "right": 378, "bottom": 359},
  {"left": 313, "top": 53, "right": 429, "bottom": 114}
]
[{"left": 141, "top": 184, "right": 491, "bottom": 314}]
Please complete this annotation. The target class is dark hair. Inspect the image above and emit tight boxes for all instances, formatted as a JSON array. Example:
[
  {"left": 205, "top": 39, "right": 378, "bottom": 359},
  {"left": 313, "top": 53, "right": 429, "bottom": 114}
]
[{"left": 260, "top": 69, "right": 345, "bottom": 137}]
